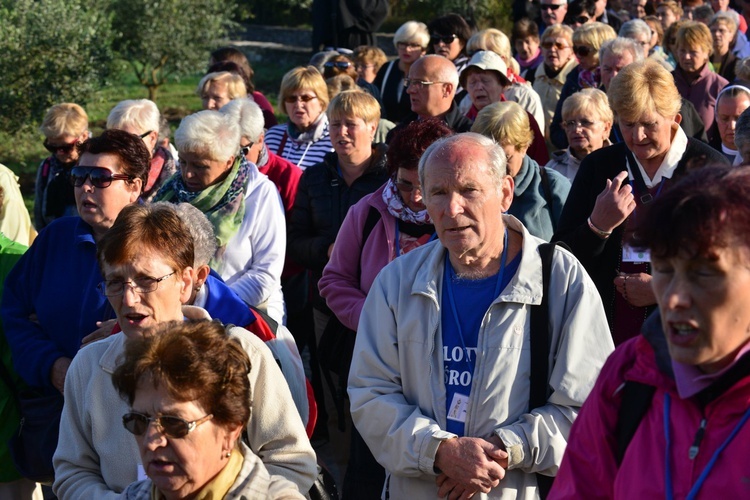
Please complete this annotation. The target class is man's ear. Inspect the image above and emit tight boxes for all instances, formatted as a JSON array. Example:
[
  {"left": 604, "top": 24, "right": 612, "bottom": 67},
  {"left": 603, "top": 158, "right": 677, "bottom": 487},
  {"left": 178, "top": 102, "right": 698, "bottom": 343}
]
[{"left": 443, "top": 83, "right": 454, "bottom": 98}]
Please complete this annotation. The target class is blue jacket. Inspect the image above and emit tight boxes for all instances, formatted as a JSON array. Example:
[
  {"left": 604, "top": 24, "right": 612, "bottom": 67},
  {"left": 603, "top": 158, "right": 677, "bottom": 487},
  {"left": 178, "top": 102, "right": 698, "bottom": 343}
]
[
  {"left": 1, "top": 217, "right": 113, "bottom": 389},
  {"left": 202, "top": 271, "right": 255, "bottom": 328}
]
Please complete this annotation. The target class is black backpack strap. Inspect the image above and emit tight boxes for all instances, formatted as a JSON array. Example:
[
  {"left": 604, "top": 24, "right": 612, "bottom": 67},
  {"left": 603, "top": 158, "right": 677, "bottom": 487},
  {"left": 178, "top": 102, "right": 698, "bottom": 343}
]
[
  {"left": 615, "top": 381, "right": 656, "bottom": 465},
  {"left": 362, "top": 205, "right": 381, "bottom": 245},
  {"left": 529, "top": 241, "right": 570, "bottom": 498}
]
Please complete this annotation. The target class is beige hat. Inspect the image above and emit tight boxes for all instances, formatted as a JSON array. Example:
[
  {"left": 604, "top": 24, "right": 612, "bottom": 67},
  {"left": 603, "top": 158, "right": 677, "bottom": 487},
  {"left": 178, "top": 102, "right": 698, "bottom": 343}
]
[{"left": 459, "top": 50, "right": 512, "bottom": 88}]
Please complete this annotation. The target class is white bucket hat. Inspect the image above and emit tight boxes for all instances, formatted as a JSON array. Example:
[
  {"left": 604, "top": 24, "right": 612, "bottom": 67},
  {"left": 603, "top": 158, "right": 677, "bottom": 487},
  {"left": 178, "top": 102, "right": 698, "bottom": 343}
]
[{"left": 459, "top": 50, "right": 512, "bottom": 88}]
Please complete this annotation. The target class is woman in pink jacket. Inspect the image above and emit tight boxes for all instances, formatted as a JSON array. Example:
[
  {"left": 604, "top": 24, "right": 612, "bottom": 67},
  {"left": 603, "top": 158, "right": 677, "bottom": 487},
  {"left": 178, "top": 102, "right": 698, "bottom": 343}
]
[
  {"left": 318, "top": 118, "right": 452, "bottom": 498},
  {"left": 551, "top": 165, "right": 750, "bottom": 499}
]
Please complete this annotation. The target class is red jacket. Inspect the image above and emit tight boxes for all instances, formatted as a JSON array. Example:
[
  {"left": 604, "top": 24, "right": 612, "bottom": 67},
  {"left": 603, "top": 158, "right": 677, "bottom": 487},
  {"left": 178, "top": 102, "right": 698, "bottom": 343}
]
[
  {"left": 257, "top": 150, "right": 302, "bottom": 216},
  {"left": 551, "top": 316, "right": 750, "bottom": 499}
]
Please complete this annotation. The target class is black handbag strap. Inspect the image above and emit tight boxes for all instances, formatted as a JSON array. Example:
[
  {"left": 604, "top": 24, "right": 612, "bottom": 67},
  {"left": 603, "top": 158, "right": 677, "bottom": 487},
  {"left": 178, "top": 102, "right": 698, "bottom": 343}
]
[{"left": 624, "top": 148, "right": 654, "bottom": 204}]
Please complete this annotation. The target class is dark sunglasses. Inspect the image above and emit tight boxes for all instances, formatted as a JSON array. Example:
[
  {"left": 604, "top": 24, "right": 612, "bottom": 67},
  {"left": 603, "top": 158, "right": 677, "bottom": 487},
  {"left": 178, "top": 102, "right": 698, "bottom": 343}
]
[
  {"left": 43, "top": 140, "right": 78, "bottom": 154},
  {"left": 542, "top": 40, "right": 570, "bottom": 50},
  {"left": 284, "top": 94, "right": 318, "bottom": 104},
  {"left": 138, "top": 130, "right": 153, "bottom": 138},
  {"left": 68, "top": 166, "right": 133, "bottom": 188},
  {"left": 571, "top": 15, "right": 591, "bottom": 24},
  {"left": 395, "top": 180, "right": 422, "bottom": 192},
  {"left": 240, "top": 142, "right": 254, "bottom": 156},
  {"left": 574, "top": 45, "right": 595, "bottom": 57},
  {"left": 122, "top": 412, "right": 214, "bottom": 439},
  {"left": 431, "top": 34, "right": 457, "bottom": 45},
  {"left": 324, "top": 61, "right": 353, "bottom": 70},
  {"left": 540, "top": 3, "right": 564, "bottom": 10}
]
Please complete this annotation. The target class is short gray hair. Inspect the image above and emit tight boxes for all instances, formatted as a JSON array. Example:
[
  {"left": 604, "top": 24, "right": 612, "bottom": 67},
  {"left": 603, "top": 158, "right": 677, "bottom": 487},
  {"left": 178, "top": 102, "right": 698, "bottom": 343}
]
[
  {"left": 174, "top": 110, "right": 240, "bottom": 162},
  {"left": 418, "top": 133, "right": 507, "bottom": 194},
  {"left": 599, "top": 37, "right": 645, "bottom": 64},
  {"left": 152, "top": 202, "right": 218, "bottom": 266},
  {"left": 220, "top": 98, "right": 264, "bottom": 143},
  {"left": 619, "top": 19, "right": 651, "bottom": 40},
  {"left": 733, "top": 106, "right": 750, "bottom": 149},
  {"left": 106, "top": 99, "right": 161, "bottom": 135}
]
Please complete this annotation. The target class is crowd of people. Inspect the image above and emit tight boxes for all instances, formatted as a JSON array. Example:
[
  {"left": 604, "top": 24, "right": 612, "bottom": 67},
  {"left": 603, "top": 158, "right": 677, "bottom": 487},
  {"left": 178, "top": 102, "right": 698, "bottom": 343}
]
[{"left": 1, "top": 2, "right": 750, "bottom": 499}]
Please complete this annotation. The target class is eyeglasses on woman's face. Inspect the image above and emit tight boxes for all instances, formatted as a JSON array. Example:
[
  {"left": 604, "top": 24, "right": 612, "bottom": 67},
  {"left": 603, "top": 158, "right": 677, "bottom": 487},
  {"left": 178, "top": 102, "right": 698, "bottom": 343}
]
[
  {"left": 122, "top": 411, "right": 214, "bottom": 439},
  {"left": 44, "top": 139, "right": 78, "bottom": 154},
  {"left": 283, "top": 94, "right": 318, "bottom": 104},
  {"left": 97, "top": 272, "right": 176, "bottom": 297},
  {"left": 68, "top": 166, "right": 134, "bottom": 189},
  {"left": 542, "top": 40, "right": 571, "bottom": 51}
]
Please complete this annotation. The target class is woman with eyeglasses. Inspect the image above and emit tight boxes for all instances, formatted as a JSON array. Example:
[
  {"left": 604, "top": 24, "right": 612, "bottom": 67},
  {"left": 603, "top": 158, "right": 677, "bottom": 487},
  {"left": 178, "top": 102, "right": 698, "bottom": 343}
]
[
  {"left": 532, "top": 24, "right": 578, "bottom": 144},
  {"left": 322, "top": 53, "right": 383, "bottom": 105},
  {"left": 472, "top": 101, "right": 571, "bottom": 241},
  {"left": 546, "top": 88, "right": 613, "bottom": 182},
  {"left": 107, "top": 99, "right": 176, "bottom": 202},
  {"left": 112, "top": 320, "right": 305, "bottom": 499},
  {"left": 264, "top": 66, "right": 335, "bottom": 171},
  {"left": 373, "top": 21, "right": 429, "bottom": 123},
  {"left": 549, "top": 21, "right": 616, "bottom": 149},
  {"left": 1, "top": 130, "right": 148, "bottom": 481},
  {"left": 53, "top": 203, "right": 316, "bottom": 498},
  {"left": 709, "top": 12, "right": 739, "bottom": 83},
  {"left": 156, "top": 110, "right": 286, "bottom": 325},
  {"left": 427, "top": 13, "right": 473, "bottom": 98},
  {"left": 34, "top": 102, "right": 90, "bottom": 230}
]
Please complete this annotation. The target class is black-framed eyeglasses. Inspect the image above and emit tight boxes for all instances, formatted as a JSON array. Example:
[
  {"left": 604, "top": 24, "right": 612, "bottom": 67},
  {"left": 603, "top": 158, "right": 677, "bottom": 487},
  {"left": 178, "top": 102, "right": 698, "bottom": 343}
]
[
  {"left": 139, "top": 130, "right": 153, "bottom": 139},
  {"left": 324, "top": 61, "right": 353, "bottom": 70},
  {"left": 43, "top": 140, "right": 78, "bottom": 154},
  {"left": 68, "top": 166, "right": 134, "bottom": 189},
  {"left": 540, "top": 3, "right": 564, "bottom": 10},
  {"left": 122, "top": 412, "right": 214, "bottom": 439},
  {"left": 403, "top": 78, "right": 447, "bottom": 89},
  {"left": 284, "top": 94, "right": 318, "bottom": 104},
  {"left": 430, "top": 34, "right": 457, "bottom": 45},
  {"left": 574, "top": 45, "right": 595, "bottom": 57},
  {"left": 97, "top": 272, "right": 176, "bottom": 296},
  {"left": 240, "top": 143, "right": 254, "bottom": 156},
  {"left": 395, "top": 180, "right": 422, "bottom": 193}
]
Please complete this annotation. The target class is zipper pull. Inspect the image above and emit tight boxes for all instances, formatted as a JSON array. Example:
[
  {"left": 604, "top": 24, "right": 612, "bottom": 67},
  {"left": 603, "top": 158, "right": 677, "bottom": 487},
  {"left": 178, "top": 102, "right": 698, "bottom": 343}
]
[{"left": 689, "top": 418, "right": 707, "bottom": 460}]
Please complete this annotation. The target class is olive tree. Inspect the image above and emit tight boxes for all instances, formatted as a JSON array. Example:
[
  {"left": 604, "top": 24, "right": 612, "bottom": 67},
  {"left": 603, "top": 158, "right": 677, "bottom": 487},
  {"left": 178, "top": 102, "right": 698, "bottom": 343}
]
[
  {"left": 0, "top": 0, "right": 115, "bottom": 134},
  {"left": 110, "top": 0, "right": 237, "bottom": 100}
]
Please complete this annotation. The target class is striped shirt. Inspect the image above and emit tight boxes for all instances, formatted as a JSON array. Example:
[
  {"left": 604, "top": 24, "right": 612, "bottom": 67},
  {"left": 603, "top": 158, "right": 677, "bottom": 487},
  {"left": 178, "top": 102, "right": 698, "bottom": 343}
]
[{"left": 265, "top": 116, "right": 334, "bottom": 171}]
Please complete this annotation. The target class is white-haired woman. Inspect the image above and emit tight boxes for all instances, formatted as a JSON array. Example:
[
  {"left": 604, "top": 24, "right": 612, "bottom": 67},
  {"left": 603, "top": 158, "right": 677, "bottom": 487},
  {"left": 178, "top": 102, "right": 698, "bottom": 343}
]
[
  {"left": 546, "top": 88, "right": 613, "bottom": 182},
  {"left": 373, "top": 21, "right": 429, "bottom": 123},
  {"left": 156, "top": 110, "right": 286, "bottom": 325},
  {"left": 107, "top": 99, "right": 176, "bottom": 201}
]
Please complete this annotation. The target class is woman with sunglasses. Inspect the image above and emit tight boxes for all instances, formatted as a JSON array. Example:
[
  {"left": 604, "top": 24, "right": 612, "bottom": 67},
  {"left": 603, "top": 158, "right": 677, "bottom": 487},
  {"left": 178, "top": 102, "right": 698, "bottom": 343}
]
[
  {"left": 427, "top": 13, "right": 473, "bottom": 98},
  {"left": 265, "top": 66, "right": 334, "bottom": 171},
  {"left": 53, "top": 204, "right": 316, "bottom": 498},
  {"left": 107, "top": 99, "right": 177, "bottom": 202},
  {"left": 548, "top": 22, "right": 617, "bottom": 150},
  {"left": 112, "top": 320, "right": 305, "bottom": 499},
  {"left": 318, "top": 118, "right": 451, "bottom": 496},
  {"left": 532, "top": 24, "right": 578, "bottom": 144},
  {"left": 373, "top": 21, "right": 429, "bottom": 124},
  {"left": 34, "top": 102, "right": 90, "bottom": 230},
  {"left": 322, "top": 53, "right": 382, "bottom": 105},
  {"left": 156, "top": 110, "right": 286, "bottom": 325}
]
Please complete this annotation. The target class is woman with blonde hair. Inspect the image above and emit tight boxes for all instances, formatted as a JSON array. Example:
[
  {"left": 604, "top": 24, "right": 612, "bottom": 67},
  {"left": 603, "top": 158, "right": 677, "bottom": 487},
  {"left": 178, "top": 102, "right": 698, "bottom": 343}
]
[
  {"left": 34, "top": 103, "right": 90, "bottom": 230},
  {"left": 546, "top": 88, "right": 613, "bottom": 182},
  {"left": 555, "top": 59, "right": 727, "bottom": 344},
  {"left": 265, "top": 66, "right": 334, "bottom": 170},
  {"left": 549, "top": 21, "right": 617, "bottom": 149},
  {"left": 472, "top": 101, "right": 570, "bottom": 241},
  {"left": 197, "top": 72, "right": 247, "bottom": 111}
]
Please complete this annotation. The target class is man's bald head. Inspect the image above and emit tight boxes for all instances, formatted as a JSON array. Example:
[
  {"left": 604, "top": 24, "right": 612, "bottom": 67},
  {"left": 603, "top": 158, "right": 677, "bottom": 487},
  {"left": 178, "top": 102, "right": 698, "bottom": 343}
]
[{"left": 406, "top": 55, "right": 459, "bottom": 118}]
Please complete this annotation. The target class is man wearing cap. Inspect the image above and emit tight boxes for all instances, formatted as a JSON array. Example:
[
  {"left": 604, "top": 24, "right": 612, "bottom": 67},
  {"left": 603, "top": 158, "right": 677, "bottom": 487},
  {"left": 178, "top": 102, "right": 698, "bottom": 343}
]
[{"left": 387, "top": 55, "right": 472, "bottom": 141}]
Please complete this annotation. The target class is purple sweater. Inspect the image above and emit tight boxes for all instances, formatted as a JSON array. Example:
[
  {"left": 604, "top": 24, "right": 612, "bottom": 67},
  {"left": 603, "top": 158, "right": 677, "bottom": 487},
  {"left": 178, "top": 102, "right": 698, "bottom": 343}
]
[{"left": 672, "top": 64, "right": 728, "bottom": 131}]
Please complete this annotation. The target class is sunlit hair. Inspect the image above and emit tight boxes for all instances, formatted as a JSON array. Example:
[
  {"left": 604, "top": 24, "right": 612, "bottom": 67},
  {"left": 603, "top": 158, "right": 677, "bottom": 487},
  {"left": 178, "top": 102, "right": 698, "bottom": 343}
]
[
  {"left": 634, "top": 166, "right": 750, "bottom": 259},
  {"left": 197, "top": 72, "right": 247, "bottom": 101},
  {"left": 664, "top": 19, "right": 690, "bottom": 56},
  {"left": 78, "top": 129, "right": 150, "bottom": 189},
  {"left": 112, "top": 319, "right": 251, "bottom": 429},
  {"left": 97, "top": 203, "right": 194, "bottom": 272},
  {"left": 326, "top": 75, "right": 360, "bottom": 100},
  {"left": 387, "top": 118, "right": 453, "bottom": 176},
  {"left": 354, "top": 46, "right": 388, "bottom": 73},
  {"left": 209, "top": 46, "right": 255, "bottom": 92},
  {"left": 467, "top": 28, "right": 520, "bottom": 74},
  {"left": 563, "top": 88, "right": 614, "bottom": 124},
  {"left": 675, "top": 21, "right": 714, "bottom": 56},
  {"left": 471, "top": 101, "right": 534, "bottom": 151},
  {"left": 107, "top": 99, "right": 161, "bottom": 136},
  {"left": 573, "top": 22, "right": 617, "bottom": 51},
  {"left": 394, "top": 21, "right": 430, "bottom": 49},
  {"left": 619, "top": 19, "right": 652, "bottom": 41},
  {"left": 599, "top": 37, "right": 645, "bottom": 64},
  {"left": 174, "top": 110, "right": 240, "bottom": 162},
  {"left": 512, "top": 18, "right": 540, "bottom": 44},
  {"left": 710, "top": 12, "right": 738, "bottom": 35},
  {"left": 540, "top": 23, "right": 574, "bottom": 46},
  {"left": 419, "top": 133, "right": 507, "bottom": 193},
  {"left": 40, "top": 103, "right": 88, "bottom": 139},
  {"left": 607, "top": 58, "right": 681, "bottom": 121},
  {"left": 220, "top": 98, "right": 264, "bottom": 144},
  {"left": 152, "top": 202, "right": 217, "bottom": 267},
  {"left": 327, "top": 90, "right": 380, "bottom": 124},
  {"left": 658, "top": 1, "right": 683, "bottom": 19},
  {"left": 644, "top": 16, "right": 663, "bottom": 45},
  {"left": 323, "top": 54, "right": 358, "bottom": 80},
  {"left": 278, "top": 66, "right": 329, "bottom": 115}
]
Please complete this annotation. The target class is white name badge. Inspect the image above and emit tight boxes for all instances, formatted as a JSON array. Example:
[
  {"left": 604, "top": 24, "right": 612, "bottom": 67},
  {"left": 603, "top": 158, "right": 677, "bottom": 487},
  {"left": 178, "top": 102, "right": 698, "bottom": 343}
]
[
  {"left": 622, "top": 245, "right": 650, "bottom": 263},
  {"left": 137, "top": 463, "right": 147, "bottom": 481},
  {"left": 447, "top": 393, "right": 469, "bottom": 423}
]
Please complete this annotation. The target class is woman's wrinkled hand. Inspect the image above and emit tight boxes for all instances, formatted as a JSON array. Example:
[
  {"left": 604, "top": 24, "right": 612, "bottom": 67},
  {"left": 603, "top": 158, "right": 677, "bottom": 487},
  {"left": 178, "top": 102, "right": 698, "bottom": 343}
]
[{"left": 591, "top": 171, "right": 636, "bottom": 234}]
